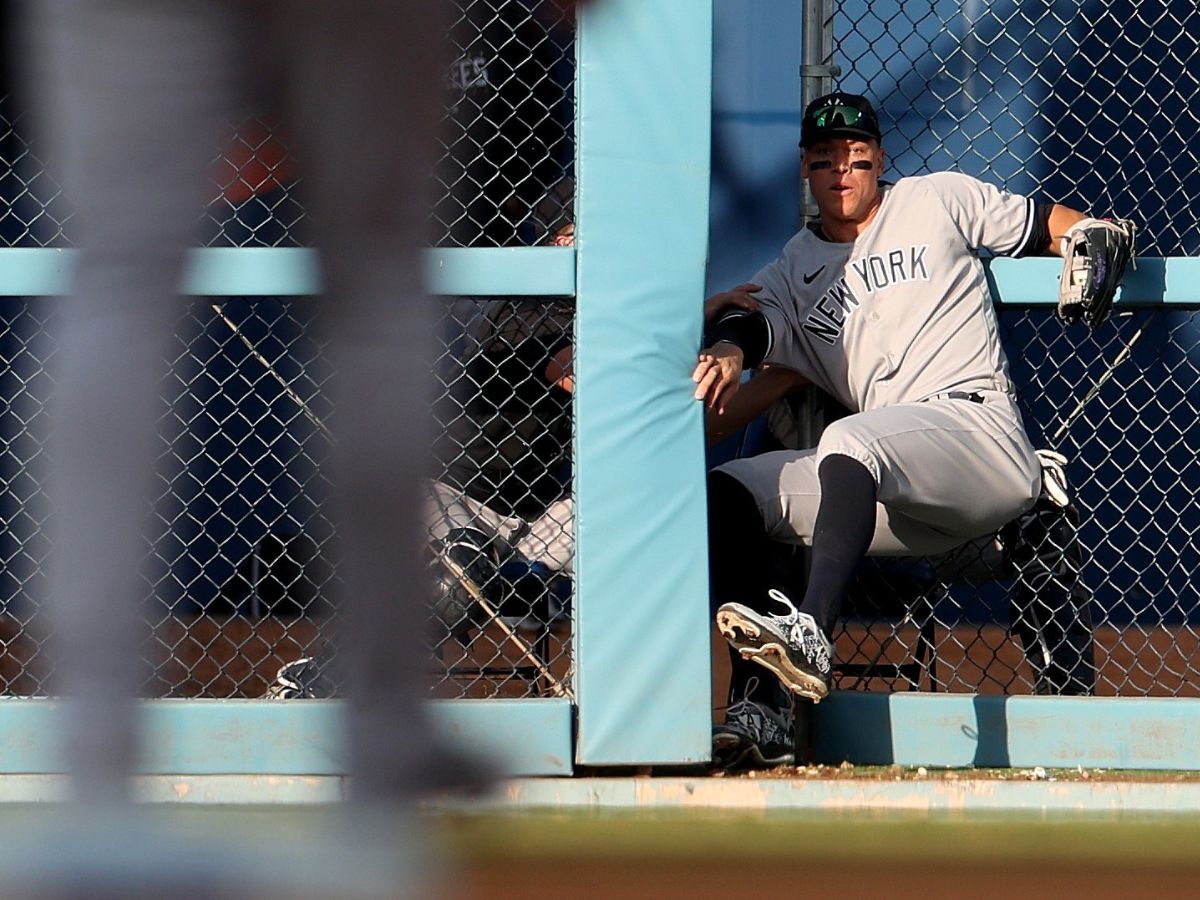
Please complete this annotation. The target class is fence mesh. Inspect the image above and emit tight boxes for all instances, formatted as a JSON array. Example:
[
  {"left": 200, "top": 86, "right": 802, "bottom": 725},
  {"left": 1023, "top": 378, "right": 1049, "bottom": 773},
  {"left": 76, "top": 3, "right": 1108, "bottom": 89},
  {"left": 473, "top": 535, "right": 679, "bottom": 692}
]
[
  {"left": 0, "top": 0, "right": 576, "bottom": 701},
  {"left": 0, "top": 1, "right": 574, "bottom": 250},
  {"left": 806, "top": 0, "right": 1200, "bottom": 695},
  {"left": 2, "top": 1, "right": 1198, "bottom": 702},
  {"left": 831, "top": 0, "right": 1200, "bottom": 256},
  {"left": 424, "top": 296, "right": 574, "bottom": 700}
]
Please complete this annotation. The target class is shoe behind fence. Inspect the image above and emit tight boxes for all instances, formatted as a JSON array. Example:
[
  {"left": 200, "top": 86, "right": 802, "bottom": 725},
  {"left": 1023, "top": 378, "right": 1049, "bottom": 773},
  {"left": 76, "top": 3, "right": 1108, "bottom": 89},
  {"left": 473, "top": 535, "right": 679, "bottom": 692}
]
[{"left": 712, "top": 687, "right": 796, "bottom": 771}]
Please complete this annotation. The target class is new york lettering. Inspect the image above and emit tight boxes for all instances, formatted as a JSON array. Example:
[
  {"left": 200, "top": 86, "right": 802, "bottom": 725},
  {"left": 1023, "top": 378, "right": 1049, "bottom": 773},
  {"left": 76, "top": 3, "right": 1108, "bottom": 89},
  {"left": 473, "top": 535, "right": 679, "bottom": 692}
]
[
  {"left": 850, "top": 244, "right": 930, "bottom": 294},
  {"left": 802, "top": 278, "right": 861, "bottom": 345}
]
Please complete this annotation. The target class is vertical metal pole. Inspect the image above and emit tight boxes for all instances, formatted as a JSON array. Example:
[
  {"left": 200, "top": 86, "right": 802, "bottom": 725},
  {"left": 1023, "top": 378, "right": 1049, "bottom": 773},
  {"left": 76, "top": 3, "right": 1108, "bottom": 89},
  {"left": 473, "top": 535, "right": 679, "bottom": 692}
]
[
  {"left": 795, "top": 3, "right": 841, "bottom": 754},
  {"left": 250, "top": 547, "right": 262, "bottom": 619},
  {"left": 799, "top": 0, "right": 839, "bottom": 227},
  {"left": 797, "top": 0, "right": 840, "bottom": 449}
]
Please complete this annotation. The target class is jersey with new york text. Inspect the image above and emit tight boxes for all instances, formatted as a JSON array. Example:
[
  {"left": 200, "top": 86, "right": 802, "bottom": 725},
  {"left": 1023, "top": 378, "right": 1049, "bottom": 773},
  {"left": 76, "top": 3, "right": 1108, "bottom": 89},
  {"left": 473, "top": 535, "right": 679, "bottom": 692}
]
[{"left": 751, "top": 172, "right": 1040, "bottom": 412}]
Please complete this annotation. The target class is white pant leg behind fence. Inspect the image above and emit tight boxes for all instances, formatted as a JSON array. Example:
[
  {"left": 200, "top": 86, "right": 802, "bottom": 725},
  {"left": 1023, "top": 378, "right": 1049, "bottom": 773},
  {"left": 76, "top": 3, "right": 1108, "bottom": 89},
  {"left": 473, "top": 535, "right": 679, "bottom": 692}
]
[
  {"left": 424, "top": 480, "right": 574, "bottom": 575},
  {"left": 424, "top": 479, "right": 527, "bottom": 549},
  {"left": 515, "top": 497, "right": 574, "bottom": 574}
]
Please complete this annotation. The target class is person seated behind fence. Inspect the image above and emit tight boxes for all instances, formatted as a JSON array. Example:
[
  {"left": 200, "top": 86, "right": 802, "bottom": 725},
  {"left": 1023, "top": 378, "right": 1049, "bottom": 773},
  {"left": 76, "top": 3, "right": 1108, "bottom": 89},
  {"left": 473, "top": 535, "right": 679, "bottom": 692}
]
[
  {"left": 269, "top": 292, "right": 574, "bottom": 698},
  {"left": 425, "top": 286, "right": 575, "bottom": 647},
  {"left": 268, "top": 195, "right": 576, "bottom": 698},
  {"left": 695, "top": 91, "right": 1121, "bottom": 771},
  {"left": 424, "top": 188, "right": 577, "bottom": 641},
  {"left": 430, "top": 232, "right": 745, "bottom": 647},
  {"left": 427, "top": 210, "right": 753, "bottom": 648}
]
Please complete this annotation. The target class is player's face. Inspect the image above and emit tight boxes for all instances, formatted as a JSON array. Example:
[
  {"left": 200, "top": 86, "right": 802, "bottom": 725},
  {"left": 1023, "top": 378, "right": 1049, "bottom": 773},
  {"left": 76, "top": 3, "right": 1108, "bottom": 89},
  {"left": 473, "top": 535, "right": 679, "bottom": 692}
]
[{"left": 802, "top": 138, "right": 885, "bottom": 227}]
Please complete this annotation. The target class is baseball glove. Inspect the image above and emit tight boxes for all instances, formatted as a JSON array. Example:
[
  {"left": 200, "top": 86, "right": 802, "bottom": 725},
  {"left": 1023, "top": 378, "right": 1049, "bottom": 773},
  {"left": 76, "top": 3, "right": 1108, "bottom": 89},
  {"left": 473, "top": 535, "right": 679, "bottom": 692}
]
[{"left": 1057, "top": 217, "right": 1136, "bottom": 327}]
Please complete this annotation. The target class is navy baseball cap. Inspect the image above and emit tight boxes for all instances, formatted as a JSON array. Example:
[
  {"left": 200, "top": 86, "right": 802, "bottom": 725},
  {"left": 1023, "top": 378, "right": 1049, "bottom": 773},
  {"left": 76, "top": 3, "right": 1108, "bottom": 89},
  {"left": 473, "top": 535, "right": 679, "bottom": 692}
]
[{"left": 801, "top": 92, "right": 882, "bottom": 147}]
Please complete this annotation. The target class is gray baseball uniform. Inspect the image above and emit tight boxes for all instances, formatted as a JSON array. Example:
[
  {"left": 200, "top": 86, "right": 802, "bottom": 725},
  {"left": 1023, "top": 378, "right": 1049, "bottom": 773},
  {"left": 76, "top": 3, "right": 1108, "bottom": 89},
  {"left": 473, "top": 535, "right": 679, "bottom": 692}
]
[{"left": 715, "top": 172, "right": 1042, "bottom": 556}]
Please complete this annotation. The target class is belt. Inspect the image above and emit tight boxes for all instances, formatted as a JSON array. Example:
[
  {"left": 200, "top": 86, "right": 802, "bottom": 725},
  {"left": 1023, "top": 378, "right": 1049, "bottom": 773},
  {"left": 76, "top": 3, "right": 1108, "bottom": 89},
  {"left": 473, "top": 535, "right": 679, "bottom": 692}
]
[{"left": 924, "top": 391, "right": 985, "bottom": 404}]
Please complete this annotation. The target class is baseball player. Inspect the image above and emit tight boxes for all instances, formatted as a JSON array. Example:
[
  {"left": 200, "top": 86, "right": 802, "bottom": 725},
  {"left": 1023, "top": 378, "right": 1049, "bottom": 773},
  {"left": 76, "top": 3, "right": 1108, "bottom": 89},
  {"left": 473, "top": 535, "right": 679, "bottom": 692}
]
[{"left": 696, "top": 91, "right": 1134, "bottom": 769}]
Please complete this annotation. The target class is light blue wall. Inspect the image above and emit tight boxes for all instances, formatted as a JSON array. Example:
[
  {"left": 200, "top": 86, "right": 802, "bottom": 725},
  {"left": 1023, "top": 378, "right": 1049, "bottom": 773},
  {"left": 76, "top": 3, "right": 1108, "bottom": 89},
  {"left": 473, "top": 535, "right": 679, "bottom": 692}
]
[{"left": 707, "top": 1, "right": 804, "bottom": 293}]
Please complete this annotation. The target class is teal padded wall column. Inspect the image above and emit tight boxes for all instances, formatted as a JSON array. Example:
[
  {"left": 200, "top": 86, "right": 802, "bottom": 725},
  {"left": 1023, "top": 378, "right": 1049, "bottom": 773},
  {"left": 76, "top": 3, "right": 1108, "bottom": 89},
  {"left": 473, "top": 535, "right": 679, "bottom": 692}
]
[{"left": 573, "top": 0, "right": 713, "bottom": 765}]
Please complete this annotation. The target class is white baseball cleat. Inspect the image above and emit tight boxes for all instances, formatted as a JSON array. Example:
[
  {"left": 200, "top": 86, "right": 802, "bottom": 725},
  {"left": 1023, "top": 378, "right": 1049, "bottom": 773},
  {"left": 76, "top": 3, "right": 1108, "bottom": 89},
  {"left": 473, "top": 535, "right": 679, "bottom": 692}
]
[{"left": 716, "top": 589, "right": 833, "bottom": 702}]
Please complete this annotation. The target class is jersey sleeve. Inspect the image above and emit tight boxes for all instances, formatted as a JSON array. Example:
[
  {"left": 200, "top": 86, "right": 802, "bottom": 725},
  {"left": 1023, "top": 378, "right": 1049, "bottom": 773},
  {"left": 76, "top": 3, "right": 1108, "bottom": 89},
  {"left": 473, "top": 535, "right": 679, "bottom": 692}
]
[
  {"left": 927, "top": 171, "right": 1041, "bottom": 258},
  {"left": 746, "top": 239, "right": 813, "bottom": 378}
]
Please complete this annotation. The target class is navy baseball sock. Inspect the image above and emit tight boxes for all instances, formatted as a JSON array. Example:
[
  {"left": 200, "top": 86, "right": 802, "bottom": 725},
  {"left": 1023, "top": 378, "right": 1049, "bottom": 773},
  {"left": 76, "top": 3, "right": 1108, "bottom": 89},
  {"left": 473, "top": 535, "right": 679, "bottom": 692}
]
[
  {"left": 708, "top": 470, "right": 795, "bottom": 708},
  {"left": 707, "top": 471, "right": 775, "bottom": 614},
  {"left": 801, "top": 454, "right": 877, "bottom": 638}
]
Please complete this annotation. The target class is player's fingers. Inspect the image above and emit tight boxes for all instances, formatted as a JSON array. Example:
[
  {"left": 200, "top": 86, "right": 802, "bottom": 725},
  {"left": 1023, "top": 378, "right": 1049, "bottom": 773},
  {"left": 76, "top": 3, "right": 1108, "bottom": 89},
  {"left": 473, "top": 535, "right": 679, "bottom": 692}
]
[
  {"left": 714, "top": 377, "right": 740, "bottom": 415},
  {"left": 692, "top": 354, "right": 714, "bottom": 384},
  {"left": 694, "top": 365, "right": 720, "bottom": 402},
  {"left": 696, "top": 364, "right": 720, "bottom": 400},
  {"left": 705, "top": 365, "right": 736, "bottom": 409},
  {"left": 726, "top": 294, "right": 760, "bottom": 311},
  {"left": 711, "top": 375, "right": 736, "bottom": 411},
  {"left": 732, "top": 283, "right": 762, "bottom": 294}
]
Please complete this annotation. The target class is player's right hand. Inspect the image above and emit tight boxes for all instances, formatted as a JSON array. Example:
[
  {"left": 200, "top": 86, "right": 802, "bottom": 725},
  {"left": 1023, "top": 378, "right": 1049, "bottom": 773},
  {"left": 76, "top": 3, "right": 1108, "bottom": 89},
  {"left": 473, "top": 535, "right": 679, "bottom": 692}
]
[
  {"left": 704, "top": 283, "right": 761, "bottom": 323},
  {"left": 693, "top": 343, "right": 744, "bottom": 414}
]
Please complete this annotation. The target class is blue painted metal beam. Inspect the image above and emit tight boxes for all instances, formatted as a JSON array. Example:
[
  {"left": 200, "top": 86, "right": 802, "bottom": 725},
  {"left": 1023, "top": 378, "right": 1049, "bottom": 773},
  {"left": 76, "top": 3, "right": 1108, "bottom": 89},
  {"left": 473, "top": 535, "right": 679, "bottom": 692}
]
[
  {"left": 986, "top": 256, "right": 1200, "bottom": 305},
  {"left": 0, "top": 698, "right": 573, "bottom": 777},
  {"left": 0, "top": 246, "right": 575, "bottom": 297},
  {"left": 425, "top": 247, "right": 575, "bottom": 296},
  {"left": 814, "top": 692, "right": 1200, "bottom": 770},
  {"left": 2, "top": 248, "right": 1193, "bottom": 305}
]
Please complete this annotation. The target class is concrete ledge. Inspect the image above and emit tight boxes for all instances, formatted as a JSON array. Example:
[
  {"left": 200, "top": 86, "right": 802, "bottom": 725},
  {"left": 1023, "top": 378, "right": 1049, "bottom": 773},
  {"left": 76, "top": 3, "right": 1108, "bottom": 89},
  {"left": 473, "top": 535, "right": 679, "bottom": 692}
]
[
  {"left": 3, "top": 694, "right": 1200, "bottom": 780},
  {"left": 0, "top": 774, "right": 347, "bottom": 804},
  {"left": 5, "top": 774, "right": 1199, "bottom": 813},
  {"left": 433, "top": 776, "right": 1200, "bottom": 813}
]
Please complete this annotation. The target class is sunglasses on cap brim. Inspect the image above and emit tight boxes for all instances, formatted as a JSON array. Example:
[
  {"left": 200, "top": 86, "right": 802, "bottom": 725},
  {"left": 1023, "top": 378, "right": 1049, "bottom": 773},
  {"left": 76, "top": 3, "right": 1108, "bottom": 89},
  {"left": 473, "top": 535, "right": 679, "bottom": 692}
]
[{"left": 810, "top": 104, "right": 869, "bottom": 129}]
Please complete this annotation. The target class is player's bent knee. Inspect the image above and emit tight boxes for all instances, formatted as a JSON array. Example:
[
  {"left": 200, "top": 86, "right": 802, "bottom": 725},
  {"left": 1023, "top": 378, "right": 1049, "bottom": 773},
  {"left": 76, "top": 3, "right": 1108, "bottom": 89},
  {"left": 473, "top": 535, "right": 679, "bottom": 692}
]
[{"left": 813, "top": 421, "right": 880, "bottom": 483}]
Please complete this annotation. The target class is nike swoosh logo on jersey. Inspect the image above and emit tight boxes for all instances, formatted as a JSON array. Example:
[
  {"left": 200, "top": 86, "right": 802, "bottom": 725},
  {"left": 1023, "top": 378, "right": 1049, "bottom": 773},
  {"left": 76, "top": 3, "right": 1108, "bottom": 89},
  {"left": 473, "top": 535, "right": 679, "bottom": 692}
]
[{"left": 803, "top": 266, "right": 826, "bottom": 284}]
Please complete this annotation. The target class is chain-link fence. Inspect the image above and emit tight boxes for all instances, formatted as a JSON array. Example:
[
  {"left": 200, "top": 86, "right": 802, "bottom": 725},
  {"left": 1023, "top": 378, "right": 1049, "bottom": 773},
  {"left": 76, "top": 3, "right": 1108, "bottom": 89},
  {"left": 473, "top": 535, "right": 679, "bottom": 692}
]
[
  {"left": 4, "top": 0, "right": 1199, "bottom": 706},
  {"left": 830, "top": 0, "right": 1200, "bottom": 256},
  {"left": 425, "top": 296, "right": 574, "bottom": 700},
  {"left": 800, "top": 307, "right": 1199, "bottom": 698},
  {"left": 0, "top": 0, "right": 576, "bottom": 701},
  {"left": 800, "top": 0, "right": 1200, "bottom": 696},
  {"left": 0, "top": 1, "right": 575, "bottom": 250},
  {"left": 0, "top": 291, "right": 576, "bottom": 701}
]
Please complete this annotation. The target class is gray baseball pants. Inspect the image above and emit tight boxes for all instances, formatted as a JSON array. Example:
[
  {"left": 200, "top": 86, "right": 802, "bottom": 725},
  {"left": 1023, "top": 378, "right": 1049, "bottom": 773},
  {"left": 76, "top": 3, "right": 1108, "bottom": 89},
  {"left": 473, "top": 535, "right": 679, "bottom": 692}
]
[{"left": 716, "top": 391, "right": 1042, "bottom": 556}]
